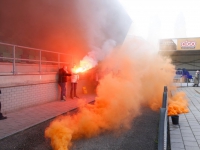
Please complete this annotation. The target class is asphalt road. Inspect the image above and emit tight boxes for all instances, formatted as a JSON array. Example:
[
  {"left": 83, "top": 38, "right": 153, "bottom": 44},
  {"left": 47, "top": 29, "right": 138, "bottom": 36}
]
[{"left": 0, "top": 106, "right": 159, "bottom": 150}]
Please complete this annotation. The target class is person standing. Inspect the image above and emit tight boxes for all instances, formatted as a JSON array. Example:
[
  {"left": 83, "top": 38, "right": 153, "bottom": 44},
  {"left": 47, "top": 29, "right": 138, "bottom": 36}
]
[
  {"left": 193, "top": 70, "right": 199, "bottom": 87},
  {"left": 70, "top": 66, "right": 79, "bottom": 99},
  {"left": 58, "top": 65, "right": 71, "bottom": 101},
  {"left": 0, "top": 101, "right": 7, "bottom": 120}
]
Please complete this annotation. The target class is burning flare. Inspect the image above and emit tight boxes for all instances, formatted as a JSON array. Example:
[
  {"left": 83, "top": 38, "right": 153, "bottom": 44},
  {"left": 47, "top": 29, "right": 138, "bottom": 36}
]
[{"left": 72, "top": 55, "right": 97, "bottom": 74}]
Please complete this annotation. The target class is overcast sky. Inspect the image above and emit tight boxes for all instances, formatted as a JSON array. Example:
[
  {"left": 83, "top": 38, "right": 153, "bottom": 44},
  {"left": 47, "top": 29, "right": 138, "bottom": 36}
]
[{"left": 119, "top": 0, "right": 200, "bottom": 40}]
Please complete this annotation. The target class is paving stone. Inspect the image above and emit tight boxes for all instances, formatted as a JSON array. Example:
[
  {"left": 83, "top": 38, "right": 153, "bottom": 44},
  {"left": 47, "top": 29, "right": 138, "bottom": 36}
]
[
  {"left": 170, "top": 88, "right": 200, "bottom": 150},
  {"left": 184, "top": 141, "right": 199, "bottom": 147},
  {"left": 182, "top": 136, "right": 196, "bottom": 141},
  {"left": 171, "top": 142, "right": 185, "bottom": 149},
  {"left": 185, "top": 146, "right": 200, "bottom": 150}
]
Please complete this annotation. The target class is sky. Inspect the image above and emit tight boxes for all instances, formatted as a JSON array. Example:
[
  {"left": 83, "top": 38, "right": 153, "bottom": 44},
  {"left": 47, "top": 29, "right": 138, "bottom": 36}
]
[{"left": 119, "top": 0, "right": 200, "bottom": 40}]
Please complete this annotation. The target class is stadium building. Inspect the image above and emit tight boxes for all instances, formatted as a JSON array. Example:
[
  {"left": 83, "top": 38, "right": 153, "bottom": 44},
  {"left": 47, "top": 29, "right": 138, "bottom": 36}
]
[
  {"left": 0, "top": 1, "right": 132, "bottom": 113},
  {"left": 159, "top": 37, "right": 200, "bottom": 71}
]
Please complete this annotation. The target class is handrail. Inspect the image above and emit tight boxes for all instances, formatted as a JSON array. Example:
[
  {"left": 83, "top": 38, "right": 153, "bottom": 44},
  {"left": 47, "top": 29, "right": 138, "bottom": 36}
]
[
  {"left": 0, "top": 42, "right": 71, "bottom": 56},
  {"left": 158, "top": 108, "right": 167, "bottom": 150},
  {"left": 0, "top": 42, "right": 74, "bottom": 75},
  {"left": 158, "top": 86, "right": 168, "bottom": 150}
]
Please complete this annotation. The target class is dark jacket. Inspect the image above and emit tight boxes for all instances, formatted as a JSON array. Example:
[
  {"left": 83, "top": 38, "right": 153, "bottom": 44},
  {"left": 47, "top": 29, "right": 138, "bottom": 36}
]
[{"left": 58, "top": 68, "right": 71, "bottom": 83}]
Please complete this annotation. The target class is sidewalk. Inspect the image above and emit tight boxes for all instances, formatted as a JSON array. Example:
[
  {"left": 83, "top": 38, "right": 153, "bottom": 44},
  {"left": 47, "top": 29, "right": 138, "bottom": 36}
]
[
  {"left": 170, "top": 87, "right": 200, "bottom": 150},
  {"left": 0, "top": 94, "right": 95, "bottom": 140}
]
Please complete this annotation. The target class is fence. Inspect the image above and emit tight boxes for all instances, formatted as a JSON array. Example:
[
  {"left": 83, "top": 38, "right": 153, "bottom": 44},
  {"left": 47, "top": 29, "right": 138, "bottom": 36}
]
[
  {"left": 173, "top": 76, "right": 195, "bottom": 87},
  {"left": 158, "top": 86, "right": 169, "bottom": 150},
  {"left": 0, "top": 42, "right": 74, "bottom": 75},
  {"left": 173, "top": 70, "right": 199, "bottom": 87}
]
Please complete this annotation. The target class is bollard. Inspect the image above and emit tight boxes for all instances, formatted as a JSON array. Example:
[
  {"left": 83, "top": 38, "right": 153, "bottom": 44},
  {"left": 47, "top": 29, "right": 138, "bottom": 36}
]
[
  {"left": 158, "top": 108, "right": 167, "bottom": 150},
  {"left": 171, "top": 115, "right": 179, "bottom": 125},
  {"left": 162, "top": 86, "right": 168, "bottom": 108},
  {"left": 162, "top": 92, "right": 167, "bottom": 108}
]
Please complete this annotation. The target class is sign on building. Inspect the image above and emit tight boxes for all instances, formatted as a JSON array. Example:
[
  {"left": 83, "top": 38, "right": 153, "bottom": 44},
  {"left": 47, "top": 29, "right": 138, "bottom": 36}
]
[
  {"left": 177, "top": 38, "right": 200, "bottom": 50},
  {"left": 160, "top": 38, "right": 200, "bottom": 51}
]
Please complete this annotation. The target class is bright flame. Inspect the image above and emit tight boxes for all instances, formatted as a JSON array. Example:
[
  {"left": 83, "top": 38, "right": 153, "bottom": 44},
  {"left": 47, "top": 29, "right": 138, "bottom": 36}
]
[
  {"left": 73, "top": 55, "right": 97, "bottom": 74},
  {"left": 73, "top": 67, "right": 85, "bottom": 73},
  {"left": 79, "top": 55, "right": 97, "bottom": 71}
]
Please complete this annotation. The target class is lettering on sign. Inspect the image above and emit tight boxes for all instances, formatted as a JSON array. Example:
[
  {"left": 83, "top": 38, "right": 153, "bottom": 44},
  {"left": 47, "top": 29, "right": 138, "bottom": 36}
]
[{"left": 181, "top": 41, "right": 196, "bottom": 49}]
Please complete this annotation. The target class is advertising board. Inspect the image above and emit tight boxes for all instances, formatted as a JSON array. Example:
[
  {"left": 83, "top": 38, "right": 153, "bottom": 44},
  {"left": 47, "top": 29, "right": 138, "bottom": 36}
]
[
  {"left": 177, "top": 38, "right": 200, "bottom": 50},
  {"left": 160, "top": 38, "right": 200, "bottom": 51}
]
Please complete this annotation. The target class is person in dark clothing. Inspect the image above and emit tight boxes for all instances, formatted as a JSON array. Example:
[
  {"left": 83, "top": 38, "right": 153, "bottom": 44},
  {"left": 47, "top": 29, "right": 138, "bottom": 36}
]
[
  {"left": 0, "top": 101, "right": 7, "bottom": 120},
  {"left": 58, "top": 65, "right": 71, "bottom": 101}
]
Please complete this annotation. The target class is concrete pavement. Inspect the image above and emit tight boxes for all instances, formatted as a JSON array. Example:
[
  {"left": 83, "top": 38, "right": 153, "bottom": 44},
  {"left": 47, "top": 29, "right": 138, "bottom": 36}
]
[
  {"left": 1, "top": 87, "right": 200, "bottom": 150},
  {"left": 170, "top": 87, "right": 200, "bottom": 150},
  {"left": 0, "top": 94, "right": 95, "bottom": 140}
]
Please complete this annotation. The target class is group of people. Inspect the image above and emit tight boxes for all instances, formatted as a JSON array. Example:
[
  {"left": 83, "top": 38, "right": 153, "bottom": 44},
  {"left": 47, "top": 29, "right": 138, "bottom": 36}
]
[{"left": 58, "top": 65, "right": 79, "bottom": 101}]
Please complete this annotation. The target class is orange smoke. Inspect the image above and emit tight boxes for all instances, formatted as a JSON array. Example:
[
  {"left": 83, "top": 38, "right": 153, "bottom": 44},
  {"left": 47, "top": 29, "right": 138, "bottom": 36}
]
[
  {"left": 168, "top": 92, "right": 189, "bottom": 116},
  {"left": 45, "top": 37, "right": 177, "bottom": 150}
]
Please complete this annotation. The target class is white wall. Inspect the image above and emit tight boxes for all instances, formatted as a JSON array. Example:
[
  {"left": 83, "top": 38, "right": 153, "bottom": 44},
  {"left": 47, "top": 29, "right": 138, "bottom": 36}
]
[{"left": 0, "top": 68, "right": 97, "bottom": 113}]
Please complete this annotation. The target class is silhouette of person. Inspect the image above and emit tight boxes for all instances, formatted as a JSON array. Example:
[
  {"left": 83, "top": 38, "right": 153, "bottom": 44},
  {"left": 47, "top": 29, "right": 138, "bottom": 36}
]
[{"left": 58, "top": 65, "right": 71, "bottom": 101}]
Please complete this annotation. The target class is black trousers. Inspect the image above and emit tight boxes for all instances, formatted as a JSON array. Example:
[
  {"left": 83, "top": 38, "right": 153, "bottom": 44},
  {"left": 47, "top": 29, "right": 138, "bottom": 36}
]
[{"left": 58, "top": 82, "right": 66, "bottom": 100}]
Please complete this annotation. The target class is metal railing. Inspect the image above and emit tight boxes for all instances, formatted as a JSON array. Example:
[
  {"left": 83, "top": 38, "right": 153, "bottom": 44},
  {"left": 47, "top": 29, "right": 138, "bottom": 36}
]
[
  {"left": 173, "top": 76, "right": 195, "bottom": 87},
  {"left": 0, "top": 42, "right": 74, "bottom": 75},
  {"left": 158, "top": 86, "right": 168, "bottom": 150}
]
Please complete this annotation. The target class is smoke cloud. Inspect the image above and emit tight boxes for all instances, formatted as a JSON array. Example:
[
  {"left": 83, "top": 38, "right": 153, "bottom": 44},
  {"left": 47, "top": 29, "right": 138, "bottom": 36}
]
[
  {"left": 79, "top": 39, "right": 116, "bottom": 71},
  {"left": 45, "top": 37, "right": 178, "bottom": 150},
  {"left": 168, "top": 92, "right": 189, "bottom": 116},
  {"left": 0, "top": 0, "right": 131, "bottom": 62}
]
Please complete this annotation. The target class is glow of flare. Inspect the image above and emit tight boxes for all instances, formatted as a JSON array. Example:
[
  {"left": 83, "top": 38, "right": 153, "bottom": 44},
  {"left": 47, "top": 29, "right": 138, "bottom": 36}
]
[
  {"left": 73, "top": 56, "right": 97, "bottom": 73},
  {"left": 80, "top": 55, "right": 97, "bottom": 71},
  {"left": 73, "top": 67, "right": 85, "bottom": 73}
]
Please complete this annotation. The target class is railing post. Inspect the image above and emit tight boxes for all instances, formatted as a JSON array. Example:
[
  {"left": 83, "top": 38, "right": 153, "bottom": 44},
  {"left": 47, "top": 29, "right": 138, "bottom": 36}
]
[
  {"left": 13, "top": 46, "right": 16, "bottom": 75},
  {"left": 58, "top": 53, "right": 60, "bottom": 69},
  {"left": 164, "top": 86, "right": 167, "bottom": 92},
  {"left": 158, "top": 86, "right": 168, "bottom": 150},
  {"left": 158, "top": 108, "right": 167, "bottom": 150},
  {"left": 162, "top": 86, "right": 168, "bottom": 108},
  {"left": 162, "top": 92, "right": 167, "bottom": 108},
  {"left": 71, "top": 55, "right": 74, "bottom": 66},
  {"left": 181, "top": 77, "right": 182, "bottom": 87},
  {"left": 39, "top": 50, "right": 41, "bottom": 73}
]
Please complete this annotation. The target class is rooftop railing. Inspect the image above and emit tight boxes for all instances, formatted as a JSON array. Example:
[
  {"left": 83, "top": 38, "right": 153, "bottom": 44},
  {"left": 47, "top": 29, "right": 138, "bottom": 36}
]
[{"left": 0, "top": 42, "right": 74, "bottom": 75}]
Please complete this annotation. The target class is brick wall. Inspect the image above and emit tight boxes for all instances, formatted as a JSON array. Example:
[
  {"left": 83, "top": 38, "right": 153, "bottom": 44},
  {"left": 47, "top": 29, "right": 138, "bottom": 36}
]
[
  {"left": 0, "top": 82, "right": 59, "bottom": 114},
  {"left": 0, "top": 67, "right": 97, "bottom": 114},
  {"left": 0, "top": 69, "right": 97, "bottom": 114}
]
